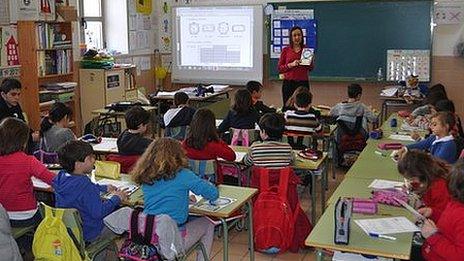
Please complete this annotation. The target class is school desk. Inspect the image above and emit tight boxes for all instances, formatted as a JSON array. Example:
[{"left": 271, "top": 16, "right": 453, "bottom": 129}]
[
  {"left": 229, "top": 145, "right": 328, "bottom": 224},
  {"left": 306, "top": 202, "right": 415, "bottom": 260},
  {"left": 305, "top": 113, "right": 421, "bottom": 259},
  {"left": 379, "top": 95, "right": 423, "bottom": 123}
]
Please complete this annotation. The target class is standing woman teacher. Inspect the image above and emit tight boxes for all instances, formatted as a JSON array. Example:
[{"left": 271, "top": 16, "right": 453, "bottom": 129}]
[{"left": 278, "top": 26, "right": 314, "bottom": 106}]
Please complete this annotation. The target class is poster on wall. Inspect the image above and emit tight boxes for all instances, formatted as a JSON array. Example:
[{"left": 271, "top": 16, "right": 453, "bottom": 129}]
[
  {"left": 0, "top": 25, "right": 19, "bottom": 67},
  {"left": 129, "top": 0, "right": 154, "bottom": 54},
  {"left": 434, "top": 1, "right": 464, "bottom": 25},
  {"left": 270, "top": 9, "right": 316, "bottom": 59},
  {"left": 386, "top": 50, "right": 430, "bottom": 82},
  {"left": 136, "top": 0, "right": 152, "bottom": 15},
  {"left": 18, "top": 0, "right": 56, "bottom": 21},
  {"left": 158, "top": 0, "right": 172, "bottom": 53}
]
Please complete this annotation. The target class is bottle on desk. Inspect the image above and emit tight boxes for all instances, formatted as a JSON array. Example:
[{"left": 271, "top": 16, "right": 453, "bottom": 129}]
[{"left": 377, "top": 67, "right": 384, "bottom": 81}]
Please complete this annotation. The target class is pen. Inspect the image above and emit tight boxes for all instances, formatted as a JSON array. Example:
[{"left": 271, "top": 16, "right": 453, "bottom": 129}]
[
  {"left": 374, "top": 150, "right": 386, "bottom": 157},
  {"left": 368, "top": 233, "right": 397, "bottom": 241}
]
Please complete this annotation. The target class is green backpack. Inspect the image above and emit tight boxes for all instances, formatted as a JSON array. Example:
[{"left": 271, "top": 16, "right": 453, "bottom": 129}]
[{"left": 32, "top": 204, "right": 84, "bottom": 261}]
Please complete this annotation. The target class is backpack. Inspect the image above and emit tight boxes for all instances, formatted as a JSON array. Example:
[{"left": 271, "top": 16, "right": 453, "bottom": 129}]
[
  {"left": 253, "top": 168, "right": 295, "bottom": 254},
  {"left": 32, "top": 204, "right": 84, "bottom": 261},
  {"left": 119, "top": 208, "right": 161, "bottom": 261},
  {"left": 336, "top": 116, "right": 367, "bottom": 167}
]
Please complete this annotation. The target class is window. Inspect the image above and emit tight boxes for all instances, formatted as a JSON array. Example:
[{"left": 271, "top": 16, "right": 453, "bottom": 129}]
[{"left": 79, "top": 0, "right": 128, "bottom": 54}]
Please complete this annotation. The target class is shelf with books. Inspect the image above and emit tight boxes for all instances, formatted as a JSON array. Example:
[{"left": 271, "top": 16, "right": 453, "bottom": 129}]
[{"left": 18, "top": 20, "right": 81, "bottom": 135}]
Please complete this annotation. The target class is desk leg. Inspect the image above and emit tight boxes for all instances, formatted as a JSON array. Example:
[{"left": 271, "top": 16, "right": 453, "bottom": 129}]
[
  {"left": 247, "top": 200, "right": 255, "bottom": 261},
  {"left": 316, "top": 249, "right": 324, "bottom": 261},
  {"left": 311, "top": 172, "right": 317, "bottom": 225},
  {"left": 221, "top": 217, "right": 229, "bottom": 261},
  {"left": 157, "top": 100, "right": 162, "bottom": 138},
  {"left": 321, "top": 158, "right": 328, "bottom": 211},
  {"left": 330, "top": 135, "right": 336, "bottom": 181}
]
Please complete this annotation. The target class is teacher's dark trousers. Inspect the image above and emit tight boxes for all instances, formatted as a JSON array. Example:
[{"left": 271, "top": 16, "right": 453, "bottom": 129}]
[{"left": 282, "top": 80, "right": 310, "bottom": 106}]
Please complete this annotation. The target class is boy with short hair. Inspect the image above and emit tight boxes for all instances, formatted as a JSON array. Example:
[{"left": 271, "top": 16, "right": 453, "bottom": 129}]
[
  {"left": 162, "top": 91, "right": 196, "bottom": 128},
  {"left": 243, "top": 113, "right": 293, "bottom": 168},
  {"left": 245, "top": 81, "right": 275, "bottom": 117},
  {"left": 53, "top": 140, "right": 128, "bottom": 243},
  {"left": 329, "top": 83, "right": 377, "bottom": 131},
  {"left": 117, "top": 105, "right": 152, "bottom": 155},
  {"left": 284, "top": 91, "right": 322, "bottom": 149}
]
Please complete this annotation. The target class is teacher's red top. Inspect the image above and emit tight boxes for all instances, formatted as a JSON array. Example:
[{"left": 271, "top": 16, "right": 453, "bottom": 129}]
[{"left": 278, "top": 46, "right": 314, "bottom": 81}]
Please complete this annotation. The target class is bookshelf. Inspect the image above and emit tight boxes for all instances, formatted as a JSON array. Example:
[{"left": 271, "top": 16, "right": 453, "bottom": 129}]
[{"left": 17, "top": 21, "right": 80, "bottom": 134}]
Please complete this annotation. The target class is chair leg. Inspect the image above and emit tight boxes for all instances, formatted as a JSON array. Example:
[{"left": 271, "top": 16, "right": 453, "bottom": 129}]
[{"left": 180, "top": 241, "right": 209, "bottom": 261}]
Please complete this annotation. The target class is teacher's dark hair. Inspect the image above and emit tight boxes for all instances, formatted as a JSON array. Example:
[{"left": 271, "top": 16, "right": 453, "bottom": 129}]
[{"left": 289, "top": 26, "right": 304, "bottom": 48}]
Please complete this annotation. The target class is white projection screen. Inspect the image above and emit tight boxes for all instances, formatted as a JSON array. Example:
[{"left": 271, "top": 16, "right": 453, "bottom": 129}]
[{"left": 172, "top": 6, "right": 263, "bottom": 85}]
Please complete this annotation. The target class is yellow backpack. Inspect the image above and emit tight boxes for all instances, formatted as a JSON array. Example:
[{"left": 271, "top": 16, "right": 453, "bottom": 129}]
[{"left": 32, "top": 204, "right": 84, "bottom": 261}]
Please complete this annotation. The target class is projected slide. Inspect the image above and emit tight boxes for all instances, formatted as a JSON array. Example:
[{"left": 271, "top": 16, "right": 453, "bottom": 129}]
[{"left": 176, "top": 7, "right": 253, "bottom": 69}]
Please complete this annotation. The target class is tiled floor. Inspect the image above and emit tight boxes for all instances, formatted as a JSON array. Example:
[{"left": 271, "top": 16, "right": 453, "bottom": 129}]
[{"left": 204, "top": 168, "right": 347, "bottom": 261}]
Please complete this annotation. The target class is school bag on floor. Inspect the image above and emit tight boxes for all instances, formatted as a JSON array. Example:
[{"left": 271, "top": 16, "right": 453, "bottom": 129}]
[
  {"left": 32, "top": 204, "right": 84, "bottom": 261},
  {"left": 253, "top": 167, "right": 295, "bottom": 254},
  {"left": 119, "top": 208, "right": 185, "bottom": 261}
]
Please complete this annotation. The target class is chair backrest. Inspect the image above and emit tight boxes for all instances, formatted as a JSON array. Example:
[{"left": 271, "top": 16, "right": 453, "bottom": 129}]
[
  {"left": 165, "top": 126, "right": 188, "bottom": 141},
  {"left": 230, "top": 128, "right": 257, "bottom": 147},
  {"left": 282, "top": 132, "right": 313, "bottom": 150},
  {"left": 188, "top": 159, "right": 219, "bottom": 183},
  {"left": 105, "top": 154, "right": 139, "bottom": 173},
  {"left": 0, "top": 204, "right": 22, "bottom": 260}
]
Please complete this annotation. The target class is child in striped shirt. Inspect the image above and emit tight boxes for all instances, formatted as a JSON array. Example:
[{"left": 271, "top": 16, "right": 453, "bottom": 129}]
[
  {"left": 284, "top": 91, "right": 322, "bottom": 149},
  {"left": 243, "top": 113, "right": 293, "bottom": 168}
]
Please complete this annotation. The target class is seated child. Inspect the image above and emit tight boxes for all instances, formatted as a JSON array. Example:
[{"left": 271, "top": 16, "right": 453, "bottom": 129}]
[
  {"left": 435, "top": 99, "right": 464, "bottom": 138},
  {"left": 54, "top": 140, "right": 128, "bottom": 243},
  {"left": 0, "top": 117, "right": 55, "bottom": 227},
  {"left": 162, "top": 92, "right": 196, "bottom": 129},
  {"left": 410, "top": 83, "right": 448, "bottom": 118},
  {"left": 245, "top": 81, "right": 275, "bottom": 117},
  {"left": 418, "top": 159, "right": 464, "bottom": 261},
  {"left": 117, "top": 105, "right": 152, "bottom": 155},
  {"left": 329, "top": 83, "right": 377, "bottom": 132},
  {"left": 397, "top": 150, "right": 451, "bottom": 223},
  {"left": 282, "top": 86, "right": 309, "bottom": 112},
  {"left": 182, "top": 108, "right": 236, "bottom": 162},
  {"left": 284, "top": 91, "right": 322, "bottom": 149},
  {"left": 398, "top": 112, "right": 457, "bottom": 164},
  {"left": 40, "top": 102, "right": 76, "bottom": 152},
  {"left": 243, "top": 113, "right": 293, "bottom": 168},
  {"left": 218, "top": 89, "right": 259, "bottom": 133},
  {"left": 131, "top": 138, "right": 219, "bottom": 261}
]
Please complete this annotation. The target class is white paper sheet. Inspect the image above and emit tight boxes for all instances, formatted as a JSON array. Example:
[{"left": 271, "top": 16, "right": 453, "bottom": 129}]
[
  {"left": 388, "top": 134, "right": 415, "bottom": 141},
  {"left": 368, "top": 179, "right": 404, "bottom": 189},
  {"left": 380, "top": 87, "right": 399, "bottom": 97},
  {"left": 333, "top": 251, "right": 393, "bottom": 261},
  {"left": 355, "top": 217, "right": 419, "bottom": 235},
  {"left": 92, "top": 138, "right": 118, "bottom": 153},
  {"left": 31, "top": 177, "right": 51, "bottom": 189}
]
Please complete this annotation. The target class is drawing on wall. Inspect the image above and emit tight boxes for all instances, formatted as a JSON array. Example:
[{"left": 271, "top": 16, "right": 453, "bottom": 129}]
[
  {"left": 1, "top": 26, "right": 19, "bottom": 67},
  {"left": 434, "top": 1, "right": 464, "bottom": 24},
  {"left": 158, "top": 0, "right": 172, "bottom": 53},
  {"left": 136, "top": 0, "right": 152, "bottom": 15}
]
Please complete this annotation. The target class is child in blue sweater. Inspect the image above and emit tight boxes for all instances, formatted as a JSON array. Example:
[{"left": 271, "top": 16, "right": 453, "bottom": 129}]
[
  {"left": 53, "top": 140, "right": 128, "bottom": 243},
  {"left": 131, "top": 138, "right": 218, "bottom": 261},
  {"left": 398, "top": 111, "right": 457, "bottom": 163}
]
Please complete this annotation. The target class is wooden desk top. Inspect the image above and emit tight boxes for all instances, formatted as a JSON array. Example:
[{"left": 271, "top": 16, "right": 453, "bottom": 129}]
[
  {"left": 91, "top": 137, "right": 119, "bottom": 154},
  {"left": 91, "top": 106, "right": 157, "bottom": 116},
  {"left": 190, "top": 185, "right": 258, "bottom": 218},
  {"left": 151, "top": 88, "right": 231, "bottom": 101}
]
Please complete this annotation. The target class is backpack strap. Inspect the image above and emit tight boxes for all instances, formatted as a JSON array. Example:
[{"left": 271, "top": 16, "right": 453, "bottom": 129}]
[
  {"left": 258, "top": 168, "right": 270, "bottom": 192},
  {"left": 130, "top": 207, "right": 144, "bottom": 243},
  {"left": 278, "top": 168, "right": 290, "bottom": 201},
  {"left": 144, "top": 215, "right": 156, "bottom": 245}
]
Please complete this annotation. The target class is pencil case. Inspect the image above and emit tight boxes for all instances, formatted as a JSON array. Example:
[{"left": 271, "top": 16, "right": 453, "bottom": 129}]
[
  {"left": 352, "top": 198, "right": 377, "bottom": 215},
  {"left": 377, "top": 143, "right": 403, "bottom": 150},
  {"left": 371, "top": 188, "right": 408, "bottom": 207}
]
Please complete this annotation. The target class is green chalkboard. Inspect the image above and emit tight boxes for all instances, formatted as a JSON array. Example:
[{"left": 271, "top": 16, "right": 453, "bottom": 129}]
[{"left": 269, "top": 0, "right": 432, "bottom": 81}]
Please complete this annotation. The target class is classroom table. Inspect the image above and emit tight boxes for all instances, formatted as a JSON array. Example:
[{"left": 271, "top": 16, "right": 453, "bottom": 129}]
[
  {"left": 305, "top": 113, "right": 422, "bottom": 260},
  {"left": 379, "top": 95, "right": 422, "bottom": 123},
  {"left": 229, "top": 146, "right": 329, "bottom": 224}
]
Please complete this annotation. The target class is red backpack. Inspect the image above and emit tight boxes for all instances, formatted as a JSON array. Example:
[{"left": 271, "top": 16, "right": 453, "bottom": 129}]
[{"left": 253, "top": 167, "right": 295, "bottom": 254}]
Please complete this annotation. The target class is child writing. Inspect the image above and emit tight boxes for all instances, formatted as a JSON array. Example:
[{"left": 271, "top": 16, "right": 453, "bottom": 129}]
[
  {"left": 397, "top": 150, "right": 451, "bottom": 223},
  {"left": 0, "top": 117, "right": 55, "bottom": 227},
  {"left": 162, "top": 92, "right": 196, "bottom": 129},
  {"left": 40, "top": 102, "right": 76, "bottom": 152},
  {"left": 53, "top": 140, "right": 128, "bottom": 243},
  {"left": 245, "top": 81, "right": 275, "bottom": 117},
  {"left": 131, "top": 138, "right": 219, "bottom": 261},
  {"left": 418, "top": 159, "right": 464, "bottom": 261},
  {"left": 329, "top": 83, "right": 377, "bottom": 132},
  {"left": 117, "top": 105, "right": 152, "bottom": 155},
  {"left": 243, "top": 113, "right": 293, "bottom": 168},
  {"left": 397, "top": 112, "right": 457, "bottom": 163},
  {"left": 182, "top": 108, "right": 236, "bottom": 162},
  {"left": 218, "top": 89, "right": 259, "bottom": 133}
]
